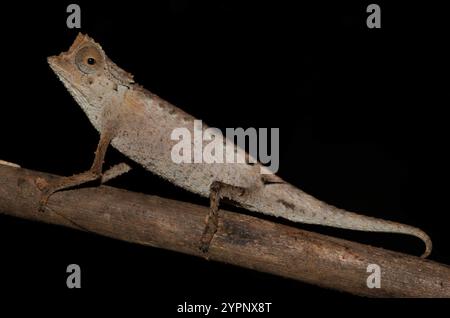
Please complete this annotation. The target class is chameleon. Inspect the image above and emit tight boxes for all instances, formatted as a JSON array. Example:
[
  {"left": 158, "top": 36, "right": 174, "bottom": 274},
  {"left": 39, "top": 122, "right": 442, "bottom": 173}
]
[{"left": 41, "top": 33, "right": 432, "bottom": 258}]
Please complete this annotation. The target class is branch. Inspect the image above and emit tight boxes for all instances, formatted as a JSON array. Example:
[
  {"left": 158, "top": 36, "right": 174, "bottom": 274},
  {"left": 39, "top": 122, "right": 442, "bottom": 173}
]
[{"left": 0, "top": 165, "right": 449, "bottom": 297}]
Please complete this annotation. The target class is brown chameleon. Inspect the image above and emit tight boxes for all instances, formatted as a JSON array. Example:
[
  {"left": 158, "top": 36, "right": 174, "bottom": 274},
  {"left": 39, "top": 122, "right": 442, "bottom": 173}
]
[{"left": 41, "top": 33, "right": 432, "bottom": 257}]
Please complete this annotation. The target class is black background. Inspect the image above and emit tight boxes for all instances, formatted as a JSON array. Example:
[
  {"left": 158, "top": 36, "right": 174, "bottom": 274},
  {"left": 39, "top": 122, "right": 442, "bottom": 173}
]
[{"left": 0, "top": 0, "right": 448, "bottom": 311}]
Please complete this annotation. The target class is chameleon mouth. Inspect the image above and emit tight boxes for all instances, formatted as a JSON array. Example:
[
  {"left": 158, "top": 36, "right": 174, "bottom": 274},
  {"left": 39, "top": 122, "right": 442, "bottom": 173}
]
[
  {"left": 47, "top": 56, "right": 68, "bottom": 78},
  {"left": 47, "top": 56, "right": 93, "bottom": 112},
  {"left": 48, "top": 61, "right": 76, "bottom": 92}
]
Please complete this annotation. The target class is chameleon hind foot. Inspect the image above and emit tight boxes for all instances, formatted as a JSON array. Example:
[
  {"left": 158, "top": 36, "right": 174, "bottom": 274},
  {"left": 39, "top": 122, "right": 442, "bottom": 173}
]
[
  {"left": 199, "top": 182, "right": 221, "bottom": 255},
  {"left": 199, "top": 181, "right": 248, "bottom": 256}
]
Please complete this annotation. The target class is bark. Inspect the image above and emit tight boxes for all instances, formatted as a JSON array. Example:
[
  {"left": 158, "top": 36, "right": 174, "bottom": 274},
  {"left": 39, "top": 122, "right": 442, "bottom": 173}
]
[{"left": 0, "top": 165, "right": 449, "bottom": 297}]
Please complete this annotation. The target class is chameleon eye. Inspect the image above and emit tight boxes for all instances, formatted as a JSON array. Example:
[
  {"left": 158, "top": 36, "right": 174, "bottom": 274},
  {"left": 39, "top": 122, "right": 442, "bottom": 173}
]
[{"left": 75, "top": 46, "right": 103, "bottom": 74}]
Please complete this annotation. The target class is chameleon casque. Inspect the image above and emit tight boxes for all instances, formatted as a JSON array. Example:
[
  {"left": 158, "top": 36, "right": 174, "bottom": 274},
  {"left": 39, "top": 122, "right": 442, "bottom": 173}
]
[{"left": 42, "top": 33, "right": 432, "bottom": 257}]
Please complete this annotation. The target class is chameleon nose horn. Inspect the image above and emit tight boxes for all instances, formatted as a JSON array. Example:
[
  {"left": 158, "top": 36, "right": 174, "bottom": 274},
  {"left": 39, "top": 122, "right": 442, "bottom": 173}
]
[{"left": 47, "top": 56, "right": 57, "bottom": 64}]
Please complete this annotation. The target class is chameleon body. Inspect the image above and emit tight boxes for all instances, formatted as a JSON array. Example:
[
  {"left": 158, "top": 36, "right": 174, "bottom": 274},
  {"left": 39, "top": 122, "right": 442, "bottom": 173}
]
[{"left": 47, "top": 33, "right": 432, "bottom": 257}]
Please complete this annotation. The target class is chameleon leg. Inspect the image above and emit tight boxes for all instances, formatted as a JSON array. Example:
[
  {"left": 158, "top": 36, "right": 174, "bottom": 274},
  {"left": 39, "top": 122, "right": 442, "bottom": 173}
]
[
  {"left": 38, "top": 131, "right": 115, "bottom": 211},
  {"left": 199, "top": 181, "right": 246, "bottom": 255}
]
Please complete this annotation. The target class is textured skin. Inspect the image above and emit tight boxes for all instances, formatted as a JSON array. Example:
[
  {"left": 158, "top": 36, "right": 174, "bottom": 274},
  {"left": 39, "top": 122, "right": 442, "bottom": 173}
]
[{"left": 48, "top": 33, "right": 432, "bottom": 257}]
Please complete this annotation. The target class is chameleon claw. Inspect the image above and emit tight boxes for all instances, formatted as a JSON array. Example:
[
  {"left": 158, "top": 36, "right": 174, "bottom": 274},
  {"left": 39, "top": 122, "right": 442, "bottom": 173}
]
[
  {"left": 35, "top": 177, "right": 51, "bottom": 212},
  {"left": 199, "top": 210, "right": 219, "bottom": 257},
  {"left": 199, "top": 242, "right": 210, "bottom": 255},
  {"left": 38, "top": 188, "right": 53, "bottom": 213}
]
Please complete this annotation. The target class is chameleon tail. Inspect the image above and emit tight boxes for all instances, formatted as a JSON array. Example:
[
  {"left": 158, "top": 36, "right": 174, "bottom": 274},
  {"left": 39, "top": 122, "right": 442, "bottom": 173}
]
[
  {"left": 292, "top": 189, "right": 433, "bottom": 258},
  {"left": 312, "top": 207, "right": 433, "bottom": 258},
  {"left": 254, "top": 184, "right": 433, "bottom": 258}
]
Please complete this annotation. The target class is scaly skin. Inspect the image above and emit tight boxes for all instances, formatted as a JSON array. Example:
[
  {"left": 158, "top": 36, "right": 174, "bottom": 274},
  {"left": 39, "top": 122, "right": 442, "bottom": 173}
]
[{"left": 47, "top": 33, "right": 432, "bottom": 257}]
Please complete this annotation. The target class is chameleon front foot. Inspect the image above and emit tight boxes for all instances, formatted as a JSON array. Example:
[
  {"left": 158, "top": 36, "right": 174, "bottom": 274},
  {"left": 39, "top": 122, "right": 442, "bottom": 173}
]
[
  {"left": 38, "top": 188, "right": 54, "bottom": 212},
  {"left": 37, "top": 170, "right": 101, "bottom": 212}
]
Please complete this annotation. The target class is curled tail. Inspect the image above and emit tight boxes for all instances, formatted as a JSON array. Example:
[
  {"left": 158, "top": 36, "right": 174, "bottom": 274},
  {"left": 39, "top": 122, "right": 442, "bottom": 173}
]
[
  {"left": 309, "top": 206, "right": 433, "bottom": 258},
  {"left": 248, "top": 183, "right": 432, "bottom": 258}
]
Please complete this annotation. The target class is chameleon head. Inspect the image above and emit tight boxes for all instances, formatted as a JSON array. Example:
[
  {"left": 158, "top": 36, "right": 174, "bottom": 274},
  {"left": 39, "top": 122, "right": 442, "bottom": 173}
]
[{"left": 48, "top": 33, "right": 134, "bottom": 128}]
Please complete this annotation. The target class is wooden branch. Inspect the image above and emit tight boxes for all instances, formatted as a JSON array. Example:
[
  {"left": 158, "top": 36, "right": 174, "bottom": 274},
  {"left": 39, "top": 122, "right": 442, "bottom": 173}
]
[{"left": 0, "top": 165, "right": 449, "bottom": 297}]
